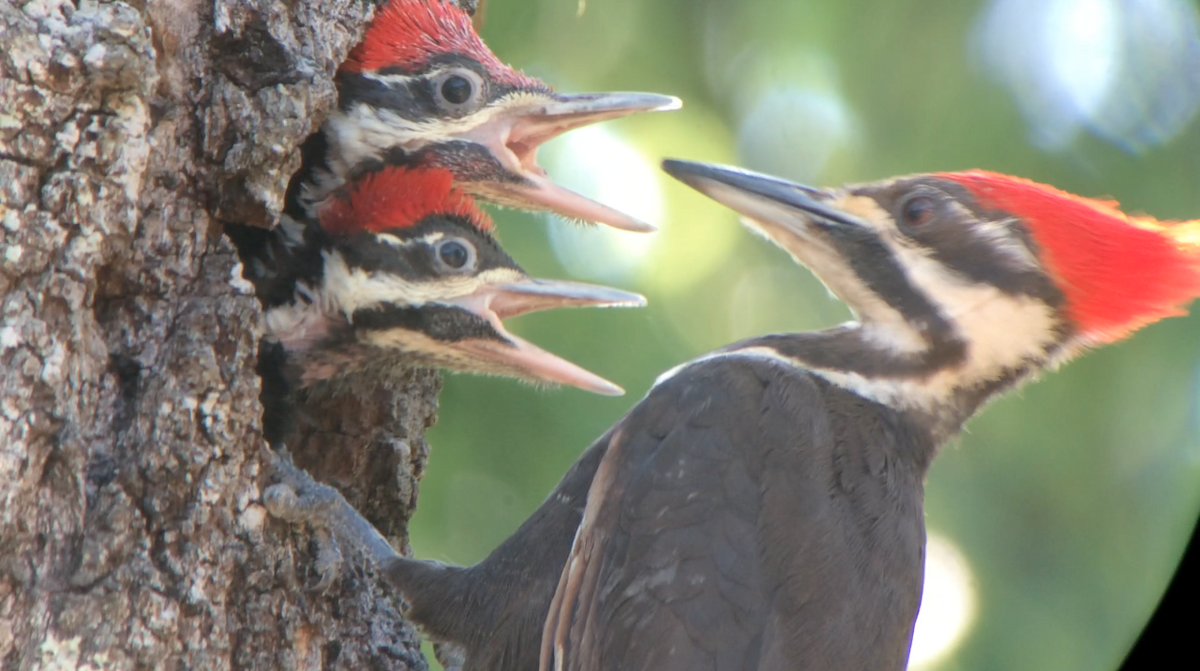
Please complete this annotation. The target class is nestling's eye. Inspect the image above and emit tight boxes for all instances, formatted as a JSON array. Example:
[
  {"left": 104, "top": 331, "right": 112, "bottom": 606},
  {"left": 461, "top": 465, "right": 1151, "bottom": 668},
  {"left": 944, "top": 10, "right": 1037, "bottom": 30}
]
[
  {"left": 431, "top": 68, "right": 485, "bottom": 111},
  {"left": 440, "top": 76, "right": 473, "bottom": 105},
  {"left": 435, "top": 238, "right": 476, "bottom": 271},
  {"left": 902, "top": 196, "right": 938, "bottom": 227}
]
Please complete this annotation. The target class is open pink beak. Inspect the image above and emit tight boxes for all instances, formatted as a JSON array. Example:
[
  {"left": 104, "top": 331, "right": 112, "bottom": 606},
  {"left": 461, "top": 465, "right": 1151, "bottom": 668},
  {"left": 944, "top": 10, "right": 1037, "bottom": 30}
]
[
  {"left": 448, "top": 278, "right": 645, "bottom": 395},
  {"left": 463, "top": 91, "right": 681, "bottom": 233}
]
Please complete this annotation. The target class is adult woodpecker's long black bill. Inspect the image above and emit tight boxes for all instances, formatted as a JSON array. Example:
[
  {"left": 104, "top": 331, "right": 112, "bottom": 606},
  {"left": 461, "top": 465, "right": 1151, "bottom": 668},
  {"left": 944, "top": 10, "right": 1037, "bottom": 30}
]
[
  {"left": 469, "top": 92, "right": 681, "bottom": 233},
  {"left": 662, "top": 159, "right": 916, "bottom": 327},
  {"left": 661, "top": 159, "right": 867, "bottom": 234},
  {"left": 446, "top": 278, "right": 645, "bottom": 396}
]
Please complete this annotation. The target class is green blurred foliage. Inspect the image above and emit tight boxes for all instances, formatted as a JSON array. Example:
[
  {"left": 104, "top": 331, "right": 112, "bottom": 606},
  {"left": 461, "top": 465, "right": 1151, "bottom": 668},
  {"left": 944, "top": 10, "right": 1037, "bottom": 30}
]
[{"left": 409, "top": 1, "right": 1200, "bottom": 670}]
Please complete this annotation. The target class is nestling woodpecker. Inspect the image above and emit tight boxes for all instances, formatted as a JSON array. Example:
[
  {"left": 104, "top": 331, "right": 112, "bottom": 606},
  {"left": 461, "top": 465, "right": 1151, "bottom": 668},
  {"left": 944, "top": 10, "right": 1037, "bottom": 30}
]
[
  {"left": 285, "top": 0, "right": 680, "bottom": 231},
  {"left": 265, "top": 164, "right": 1200, "bottom": 671},
  {"left": 234, "top": 164, "right": 643, "bottom": 442}
]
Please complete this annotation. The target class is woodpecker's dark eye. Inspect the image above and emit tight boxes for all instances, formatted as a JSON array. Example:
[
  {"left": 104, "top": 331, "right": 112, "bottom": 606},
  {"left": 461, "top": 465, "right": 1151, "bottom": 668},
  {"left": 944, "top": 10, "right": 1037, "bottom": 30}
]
[
  {"left": 435, "top": 238, "right": 476, "bottom": 272},
  {"left": 901, "top": 196, "right": 937, "bottom": 227},
  {"left": 440, "top": 76, "right": 473, "bottom": 105},
  {"left": 431, "top": 68, "right": 485, "bottom": 111}
]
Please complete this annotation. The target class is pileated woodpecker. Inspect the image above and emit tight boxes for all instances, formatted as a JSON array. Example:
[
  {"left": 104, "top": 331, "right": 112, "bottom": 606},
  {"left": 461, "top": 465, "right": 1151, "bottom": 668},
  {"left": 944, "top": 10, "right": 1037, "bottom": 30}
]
[
  {"left": 285, "top": 0, "right": 679, "bottom": 231},
  {"left": 233, "top": 164, "right": 643, "bottom": 444},
  {"left": 265, "top": 163, "right": 1200, "bottom": 670}
]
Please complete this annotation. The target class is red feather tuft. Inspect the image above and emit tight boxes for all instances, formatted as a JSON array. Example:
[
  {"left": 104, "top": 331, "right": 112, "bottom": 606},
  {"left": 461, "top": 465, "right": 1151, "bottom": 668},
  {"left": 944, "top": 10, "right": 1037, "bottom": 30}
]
[
  {"left": 319, "top": 166, "right": 493, "bottom": 236},
  {"left": 341, "top": 0, "right": 544, "bottom": 90},
  {"left": 940, "top": 170, "right": 1200, "bottom": 343}
]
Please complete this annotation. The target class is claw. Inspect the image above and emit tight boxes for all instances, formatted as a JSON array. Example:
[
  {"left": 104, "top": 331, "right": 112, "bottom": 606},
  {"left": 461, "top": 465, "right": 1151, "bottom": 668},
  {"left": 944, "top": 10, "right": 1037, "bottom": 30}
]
[
  {"left": 262, "top": 451, "right": 406, "bottom": 575},
  {"left": 262, "top": 465, "right": 350, "bottom": 591},
  {"left": 263, "top": 471, "right": 343, "bottom": 526},
  {"left": 309, "top": 527, "right": 344, "bottom": 593}
]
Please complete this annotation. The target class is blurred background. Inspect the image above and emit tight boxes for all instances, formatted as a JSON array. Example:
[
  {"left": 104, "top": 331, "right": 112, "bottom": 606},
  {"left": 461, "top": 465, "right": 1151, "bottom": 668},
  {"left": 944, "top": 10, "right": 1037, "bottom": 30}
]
[{"left": 407, "top": 0, "right": 1200, "bottom": 669}]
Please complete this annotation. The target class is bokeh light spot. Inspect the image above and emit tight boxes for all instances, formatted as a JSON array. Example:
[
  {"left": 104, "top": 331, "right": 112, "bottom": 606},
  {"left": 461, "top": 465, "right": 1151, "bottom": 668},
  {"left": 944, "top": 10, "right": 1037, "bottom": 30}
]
[
  {"left": 541, "top": 125, "right": 663, "bottom": 284},
  {"left": 909, "top": 532, "right": 978, "bottom": 670},
  {"left": 1046, "top": 0, "right": 1117, "bottom": 119},
  {"left": 727, "top": 263, "right": 849, "bottom": 342},
  {"left": 737, "top": 87, "right": 857, "bottom": 183},
  {"left": 975, "top": 0, "right": 1200, "bottom": 150}
]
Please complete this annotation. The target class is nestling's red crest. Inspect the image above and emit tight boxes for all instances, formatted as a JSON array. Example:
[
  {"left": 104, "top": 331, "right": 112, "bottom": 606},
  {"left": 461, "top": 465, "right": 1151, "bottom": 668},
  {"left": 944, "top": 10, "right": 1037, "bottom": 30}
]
[
  {"left": 319, "top": 166, "right": 493, "bottom": 235},
  {"left": 341, "top": 0, "right": 543, "bottom": 90},
  {"left": 941, "top": 170, "right": 1200, "bottom": 343}
]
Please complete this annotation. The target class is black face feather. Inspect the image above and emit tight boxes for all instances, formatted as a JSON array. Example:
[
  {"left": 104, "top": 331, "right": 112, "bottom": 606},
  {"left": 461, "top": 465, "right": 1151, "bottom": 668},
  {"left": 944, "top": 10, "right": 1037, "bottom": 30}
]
[
  {"left": 288, "top": 53, "right": 546, "bottom": 223},
  {"left": 225, "top": 219, "right": 329, "bottom": 310},
  {"left": 337, "top": 53, "right": 540, "bottom": 120},
  {"left": 282, "top": 131, "right": 332, "bottom": 221},
  {"left": 409, "top": 141, "right": 526, "bottom": 185},
  {"left": 331, "top": 214, "right": 521, "bottom": 282},
  {"left": 816, "top": 221, "right": 956, "bottom": 345},
  {"left": 232, "top": 206, "right": 521, "bottom": 318},
  {"left": 350, "top": 304, "right": 507, "bottom": 343},
  {"left": 848, "top": 177, "right": 1065, "bottom": 308},
  {"left": 238, "top": 209, "right": 524, "bottom": 431}
]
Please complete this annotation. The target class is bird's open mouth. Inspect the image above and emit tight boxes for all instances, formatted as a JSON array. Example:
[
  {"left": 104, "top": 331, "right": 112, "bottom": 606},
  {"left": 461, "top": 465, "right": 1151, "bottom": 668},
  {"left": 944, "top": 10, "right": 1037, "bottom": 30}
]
[
  {"left": 466, "top": 92, "right": 681, "bottom": 232},
  {"left": 446, "top": 278, "right": 645, "bottom": 395}
]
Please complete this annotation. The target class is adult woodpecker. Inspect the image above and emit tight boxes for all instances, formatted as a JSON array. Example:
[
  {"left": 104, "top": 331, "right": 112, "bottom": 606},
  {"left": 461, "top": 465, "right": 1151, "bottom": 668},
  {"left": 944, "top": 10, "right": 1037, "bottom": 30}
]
[
  {"left": 233, "top": 164, "right": 644, "bottom": 444},
  {"left": 285, "top": 0, "right": 680, "bottom": 231},
  {"left": 265, "top": 164, "right": 1200, "bottom": 671}
]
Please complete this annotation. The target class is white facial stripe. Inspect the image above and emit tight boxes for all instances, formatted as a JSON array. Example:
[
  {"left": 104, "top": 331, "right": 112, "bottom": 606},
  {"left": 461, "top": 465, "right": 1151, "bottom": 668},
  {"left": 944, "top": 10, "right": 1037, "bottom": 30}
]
[
  {"left": 374, "top": 233, "right": 407, "bottom": 247},
  {"left": 849, "top": 193, "right": 1059, "bottom": 385},
  {"left": 324, "top": 89, "right": 550, "bottom": 178},
  {"left": 674, "top": 223, "right": 1055, "bottom": 416},
  {"left": 737, "top": 200, "right": 928, "bottom": 355},
  {"left": 652, "top": 347, "right": 809, "bottom": 389},
  {"left": 658, "top": 184, "right": 1064, "bottom": 419},
  {"left": 649, "top": 343, "right": 947, "bottom": 414},
  {"left": 808, "top": 245, "right": 1059, "bottom": 413},
  {"left": 264, "top": 284, "right": 336, "bottom": 352},
  {"left": 374, "top": 231, "right": 444, "bottom": 248},
  {"left": 361, "top": 324, "right": 486, "bottom": 357},
  {"left": 320, "top": 250, "right": 524, "bottom": 314},
  {"left": 357, "top": 328, "right": 530, "bottom": 380},
  {"left": 824, "top": 192, "right": 890, "bottom": 222},
  {"left": 360, "top": 70, "right": 425, "bottom": 88},
  {"left": 807, "top": 369, "right": 932, "bottom": 412},
  {"left": 978, "top": 216, "right": 1041, "bottom": 269},
  {"left": 896, "top": 245, "right": 1059, "bottom": 376}
]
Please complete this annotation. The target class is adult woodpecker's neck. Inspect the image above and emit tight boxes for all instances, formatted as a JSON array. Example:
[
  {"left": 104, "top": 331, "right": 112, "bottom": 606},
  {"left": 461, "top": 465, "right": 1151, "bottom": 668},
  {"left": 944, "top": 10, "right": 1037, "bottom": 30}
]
[{"left": 712, "top": 319, "right": 1072, "bottom": 462}]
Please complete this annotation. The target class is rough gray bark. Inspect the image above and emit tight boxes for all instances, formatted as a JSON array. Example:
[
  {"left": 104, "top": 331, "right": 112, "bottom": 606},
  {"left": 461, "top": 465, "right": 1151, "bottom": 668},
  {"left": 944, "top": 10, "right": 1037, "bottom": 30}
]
[{"left": 0, "top": 0, "right": 472, "bottom": 668}]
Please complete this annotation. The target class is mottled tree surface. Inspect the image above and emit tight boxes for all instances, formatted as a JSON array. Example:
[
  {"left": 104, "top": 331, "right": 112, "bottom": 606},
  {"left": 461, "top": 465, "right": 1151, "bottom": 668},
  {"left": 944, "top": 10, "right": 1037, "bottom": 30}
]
[{"left": 0, "top": 1, "right": 473, "bottom": 668}]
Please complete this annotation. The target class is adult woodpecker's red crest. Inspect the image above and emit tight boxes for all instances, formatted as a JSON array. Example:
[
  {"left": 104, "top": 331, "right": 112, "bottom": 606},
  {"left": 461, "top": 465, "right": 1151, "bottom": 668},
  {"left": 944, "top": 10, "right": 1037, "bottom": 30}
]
[
  {"left": 318, "top": 165, "right": 494, "bottom": 235},
  {"left": 940, "top": 170, "right": 1200, "bottom": 344},
  {"left": 342, "top": 0, "right": 542, "bottom": 89}
]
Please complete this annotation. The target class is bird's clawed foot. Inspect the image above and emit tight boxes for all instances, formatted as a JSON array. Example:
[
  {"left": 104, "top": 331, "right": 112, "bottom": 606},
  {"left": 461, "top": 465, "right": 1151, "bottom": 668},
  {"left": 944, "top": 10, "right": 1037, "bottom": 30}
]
[
  {"left": 262, "top": 453, "right": 345, "bottom": 527},
  {"left": 265, "top": 453, "right": 345, "bottom": 528},
  {"left": 262, "top": 450, "right": 406, "bottom": 584},
  {"left": 263, "top": 454, "right": 350, "bottom": 591}
]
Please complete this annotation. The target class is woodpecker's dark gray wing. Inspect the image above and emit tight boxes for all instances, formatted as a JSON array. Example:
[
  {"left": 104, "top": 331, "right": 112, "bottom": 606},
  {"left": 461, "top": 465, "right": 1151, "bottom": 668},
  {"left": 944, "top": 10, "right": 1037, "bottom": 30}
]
[{"left": 542, "top": 355, "right": 929, "bottom": 671}]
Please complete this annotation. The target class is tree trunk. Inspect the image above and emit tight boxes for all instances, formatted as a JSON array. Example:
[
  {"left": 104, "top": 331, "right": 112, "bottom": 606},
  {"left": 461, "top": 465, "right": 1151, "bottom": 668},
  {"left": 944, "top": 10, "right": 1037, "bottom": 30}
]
[{"left": 0, "top": 1, "right": 466, "bottom": 668}]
